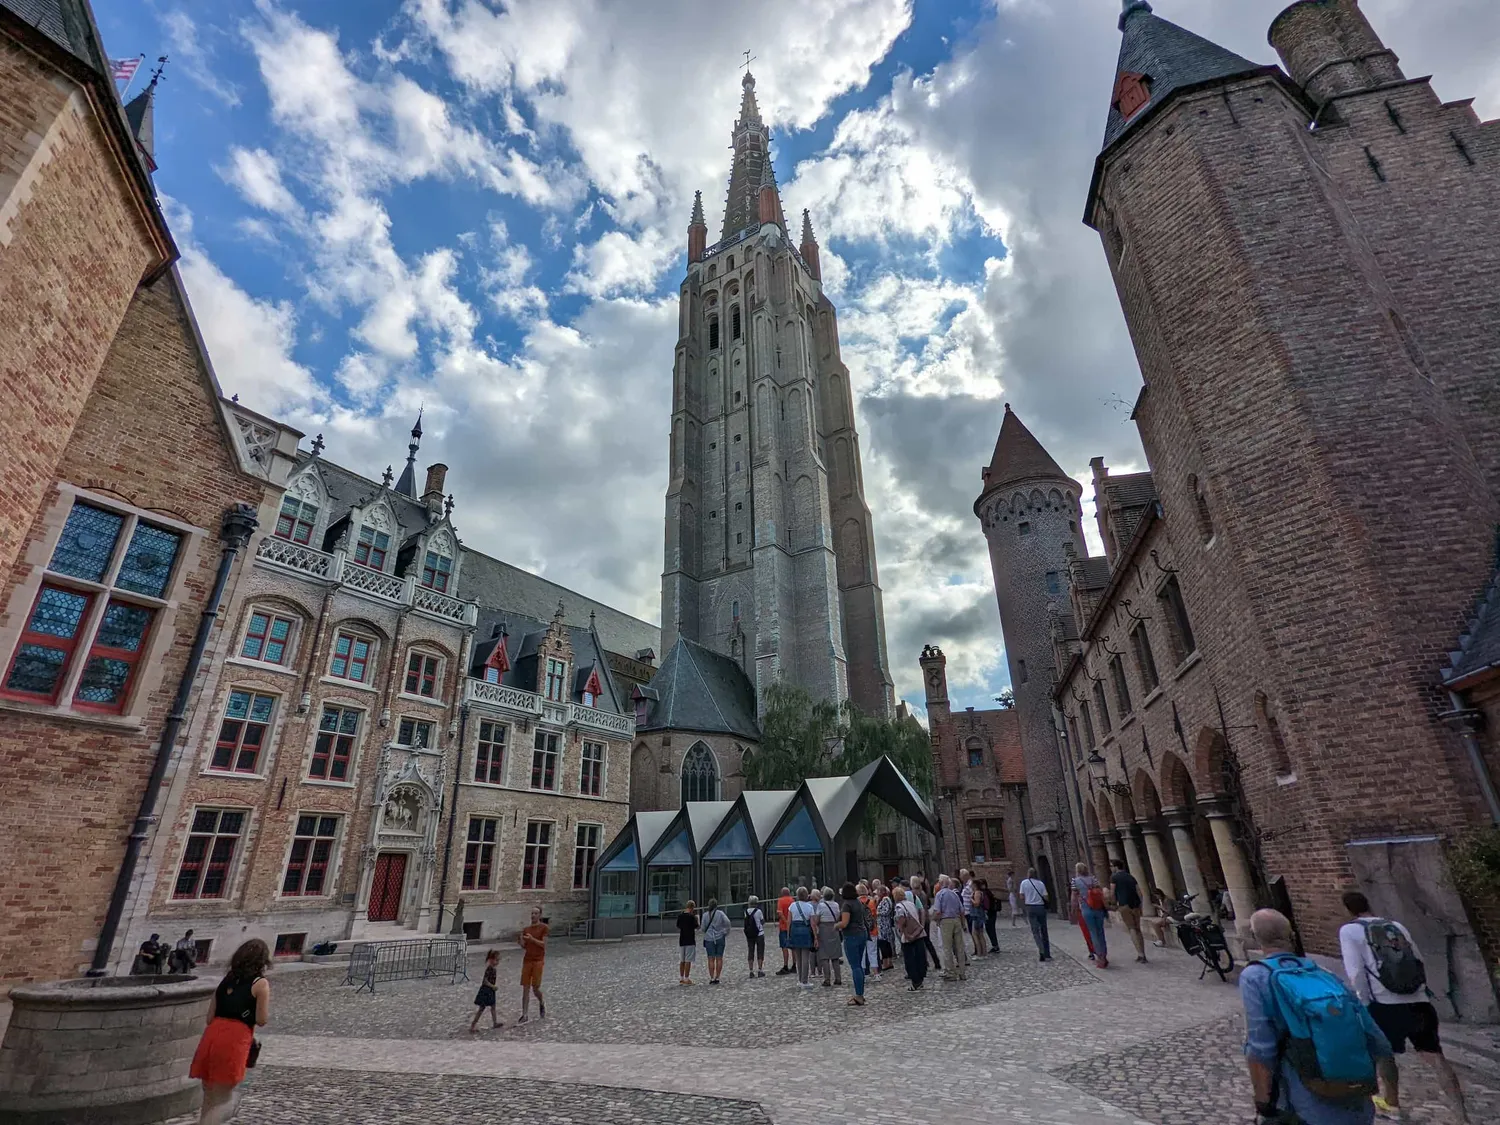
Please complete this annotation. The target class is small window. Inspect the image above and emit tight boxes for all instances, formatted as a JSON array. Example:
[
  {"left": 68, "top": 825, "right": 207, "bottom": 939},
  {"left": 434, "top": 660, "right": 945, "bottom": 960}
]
[
  {"left": 580, "top": 740, "right": 605, "bottom": 796},
  {"left": 966, "top": 818, "right": 1006, "bottom": 863},
  {"left": 420, "top": 551, "right": 452, "bottom": 592},
  {"left": 1017, "top": 659, "right": 1028, "bottom": 684},
  {"left": 734, "top": 461, "right": 741, "bottom": 472},
  {"left": 573, "top": 823, "right": 601, "bottom": 889},
  {"left": 708, "top": 316, "right": 720, "bottom": 350},
  {"left": 966, "top": 737, "right": 983, "bottom": 768},
  {"left": 710, "top": 442, "right": 717, "bottom": 450},
  {"left": 731, "top": 305, "right": 742, "bottom": 340},
  {"left": 398, "top": 717, "right": 433, "bottom": 749},
  {"left": 282, "top": 815, "right": 339, "bottom": 896},
  {"left": 475, "top": 720, "right": 506, "bottom": 784},
  {"left": 710, "top": 511, "right": 718, "bottom": 519},
  {"left": 173, "top": 808, "right": 245, "bottom": 900},
  {"left": 735, "top": 533, "right": 743, "bottom": 545},
  {"left": 522, "top": 820, "right": 552, "bottom": 888},
  {"left": 1092, "top": 681, "right": 1112, "bottom": 734},
  {"left": 1157, "top": 576, "right": 1197, "bottom": 665},
  {"left": 531, "top": 730, "right": 559, "bottom": 790},
  {"left": 405, "top": 651, "right": 441, "bottom": 697},
  {"left": 328, "top": 630, "right": 373, "bottom": 683},
  {"left": 1131, "top": 623, "right": 1160, "bottom": 692},
  {"left": 544, "top": 658, "right": 567, "bottom": 702},
  {"left": 731, "top": 599, "right": 740, "bottom": 619},
  {"left": 727, "top": 255, "right": 735, "bottom": 269},
  {"left": 1110, "top": 655, "right": 1133, "bottom": 716},
  {"left": 275, "top": 496, "right": 318, "bottom": 544},
  {"left": 353, "top": 525, "right": 389, "bottom": 570},
  {"left": 310, "top": 705, "right": 360, "bottom": 781},
  {"left": 1018, "top": 522, "right": 1032, "bottom": 536},
  {"left": 211, "top": 690, "right": 277, "bottom": 774},
  {"left": 735, "top": 502, "right": 743, "bottom": 511},
  {"left": 1045, "top": 571, "right": 1060, "bottom": 596},
  {"left": 463, "top": 817, "right": 498, "bottom": 890},
  {"left": 242, "top": 610, "right": 295, "bottom": 665},
  {"left": 734, "top": 391, "right": 741, "bottom": 404},
  {"left": 734, "top": 433, "right": 741, "bottom": 443},
  {"left": 273, "top": 932, "right": 306, "bottom": 958}
]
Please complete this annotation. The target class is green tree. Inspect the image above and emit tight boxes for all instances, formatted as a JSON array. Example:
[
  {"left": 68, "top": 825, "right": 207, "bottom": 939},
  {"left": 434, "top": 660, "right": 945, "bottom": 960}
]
[
  {"left": 994, "top": 686, "right": 1016, "bottom": 710},
  {"left": 836, "top": 703, "right": 934, "bottom": 799}
]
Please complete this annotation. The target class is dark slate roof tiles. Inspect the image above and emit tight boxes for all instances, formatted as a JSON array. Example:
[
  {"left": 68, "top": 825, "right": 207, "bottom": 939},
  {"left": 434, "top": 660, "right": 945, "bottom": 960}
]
[{"left": 636, "top": 637, "right": 759, "bottom": 740}]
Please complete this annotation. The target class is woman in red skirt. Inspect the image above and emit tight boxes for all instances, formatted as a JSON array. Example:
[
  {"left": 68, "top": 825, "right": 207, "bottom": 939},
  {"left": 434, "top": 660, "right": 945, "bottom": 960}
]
[{"left": 190, "top": 938, "right": 270, "bottom": 1124}]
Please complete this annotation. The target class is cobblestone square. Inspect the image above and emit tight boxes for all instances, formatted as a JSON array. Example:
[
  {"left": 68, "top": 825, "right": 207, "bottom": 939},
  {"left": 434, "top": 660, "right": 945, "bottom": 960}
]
[{"left": 242, "top": 924, "right": 1500, "bottom": 1124}]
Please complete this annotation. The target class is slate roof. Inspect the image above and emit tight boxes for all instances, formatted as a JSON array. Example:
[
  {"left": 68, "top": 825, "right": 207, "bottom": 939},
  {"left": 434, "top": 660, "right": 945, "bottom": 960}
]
[
  {"left": 981, "top": 405, "right": 1073, "bottom": 493},
  {"left": 1, "top": 0, "right": 102, "bottom": 69},
  {"left": 470, "top": 611, "right": 626, "bottom": 715},
  {"left": 1101, "top": 2, "right": 1263, "bottom": 153},
  {"left": 635, "top": 637, "right": 760, "bottom": 740},
  {"left": 1076, "top": 556, "right": 1112, "bottom": 592},
  {"left": 1443, "top": 569, "right": 1500, "bottom": 689},
  {"left": 124, "top": 83, "right": 153, "bottom": 162}
]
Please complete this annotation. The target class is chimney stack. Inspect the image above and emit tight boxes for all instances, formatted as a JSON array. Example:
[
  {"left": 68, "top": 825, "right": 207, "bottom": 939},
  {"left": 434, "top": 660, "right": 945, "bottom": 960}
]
[{"left": 422, "top": 463, "right": 448, "bottom": 513}]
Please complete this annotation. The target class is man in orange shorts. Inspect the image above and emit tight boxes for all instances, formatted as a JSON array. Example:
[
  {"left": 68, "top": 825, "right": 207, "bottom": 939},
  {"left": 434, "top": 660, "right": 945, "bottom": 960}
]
[{"left": 518, "top": 905, "right": 548, "bottom": 1023}]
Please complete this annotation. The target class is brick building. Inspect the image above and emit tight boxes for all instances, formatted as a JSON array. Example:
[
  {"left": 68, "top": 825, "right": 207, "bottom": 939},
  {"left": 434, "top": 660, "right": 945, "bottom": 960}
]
[
  {"left": 119, "top": 430, "right": 658, "bottom": 964},
  {"left": 1008, "top": 0, "right": 1500, "bottom": 1019},
  {"left": 918, "top": 645, "right": 1030, "bottom": 890},
  {"left": 0, "top": 0, "right": 301, "bottom": 984}
]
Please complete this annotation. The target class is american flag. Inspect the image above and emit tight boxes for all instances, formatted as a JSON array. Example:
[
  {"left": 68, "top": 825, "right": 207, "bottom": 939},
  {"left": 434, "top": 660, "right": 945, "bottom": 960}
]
[{"left": 111, "top": 57, "right": 142, "bottom": 86}]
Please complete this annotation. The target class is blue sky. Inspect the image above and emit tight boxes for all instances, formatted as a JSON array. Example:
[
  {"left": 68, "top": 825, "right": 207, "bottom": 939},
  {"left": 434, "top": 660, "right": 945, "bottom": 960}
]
[{"left": 90, "top": 0, "right": 1499, "bottom": 716}]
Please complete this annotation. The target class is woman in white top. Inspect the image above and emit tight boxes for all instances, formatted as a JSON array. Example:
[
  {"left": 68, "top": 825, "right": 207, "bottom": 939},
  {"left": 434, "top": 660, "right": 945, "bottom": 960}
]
[
  {"left": 814, "top": 887, "right": 843, "bottom": 987},
  {"left": 787, "top": 886, "right": 818, "bottom": 988},
  {"left": 892, "top": 886, "right": 928, "bottom": 991}
]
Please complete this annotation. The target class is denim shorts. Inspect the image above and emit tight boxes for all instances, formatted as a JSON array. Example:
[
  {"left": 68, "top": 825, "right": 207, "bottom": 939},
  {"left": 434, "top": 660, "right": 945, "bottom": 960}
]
[{"left": 704, "top": 938, "right": 725, "bottom": 958}]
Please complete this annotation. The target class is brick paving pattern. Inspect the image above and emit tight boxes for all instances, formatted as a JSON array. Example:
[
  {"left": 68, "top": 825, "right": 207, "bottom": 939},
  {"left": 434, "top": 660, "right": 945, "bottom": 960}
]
[{"left": 240, "top": 1069, "right": 773, "bottom": 1125}]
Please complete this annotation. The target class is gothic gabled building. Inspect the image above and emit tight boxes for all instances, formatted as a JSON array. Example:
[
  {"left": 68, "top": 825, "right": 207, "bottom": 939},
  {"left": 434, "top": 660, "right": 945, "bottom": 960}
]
[{"left": 658, "top": 70, "right": 894, "bottom": 739}]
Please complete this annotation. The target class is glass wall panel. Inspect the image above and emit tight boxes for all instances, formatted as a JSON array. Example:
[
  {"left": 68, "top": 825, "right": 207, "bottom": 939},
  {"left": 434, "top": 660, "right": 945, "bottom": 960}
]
[{"left": 597, "top": 870, "right": 637, "bottom": 918}]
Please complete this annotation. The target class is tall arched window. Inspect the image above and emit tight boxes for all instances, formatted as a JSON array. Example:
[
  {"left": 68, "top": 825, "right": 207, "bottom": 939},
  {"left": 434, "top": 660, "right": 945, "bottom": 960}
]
[
  {"left": 731, "top": 304, "right": 742, "bottom": 340},
  {"left": 681, "top": 742, "right": 719, "bottom": 804},
  {"left": 708, "top": 315, "right": 720, "bottom": 351}
]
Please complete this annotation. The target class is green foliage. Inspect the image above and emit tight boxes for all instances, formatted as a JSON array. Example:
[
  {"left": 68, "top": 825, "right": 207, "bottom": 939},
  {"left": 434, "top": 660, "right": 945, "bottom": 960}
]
[
  {"left": 1447, "top": 826, "right": 1500, "bottom": 898},
  {"left": 743, "top": 682, "right": 933, "bottom": 801},
  {"left": 994, "top": 686, "right": 1015, "bottom": 710}
]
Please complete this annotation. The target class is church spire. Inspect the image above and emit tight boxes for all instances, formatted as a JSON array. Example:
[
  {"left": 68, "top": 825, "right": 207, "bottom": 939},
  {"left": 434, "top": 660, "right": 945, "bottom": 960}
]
[
  {"left": 720, "top": 70, "right": 773, "bottom": 239},
  {"left": 799, "top": 209, "right": 822, "bottom": 282},
  {"left": 687, "top": 189, "right": 707, "bottom": 264},
  {"left": 756, "top": 151, "right": 784, "bottom": 229},
  {"left": 394, "top": 410, "right": 422, "bottom": 498}
]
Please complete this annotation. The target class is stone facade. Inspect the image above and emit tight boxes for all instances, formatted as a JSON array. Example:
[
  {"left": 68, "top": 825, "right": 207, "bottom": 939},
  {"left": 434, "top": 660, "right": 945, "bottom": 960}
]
[
  {"left": 660, "top": 70, "right": 894, "bottom": 740},
  {"left": 919, "top": 645, "right": 1033, "bottom": 892},
  {"left": 1025, "top": 0, "right": 1500, "bottom": 1016}
]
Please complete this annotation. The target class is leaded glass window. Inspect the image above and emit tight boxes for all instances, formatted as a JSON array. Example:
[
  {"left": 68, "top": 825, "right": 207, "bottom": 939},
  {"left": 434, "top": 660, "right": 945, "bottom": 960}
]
[{"left": 680, "top": 743, "right": 719, "bottom": 804}]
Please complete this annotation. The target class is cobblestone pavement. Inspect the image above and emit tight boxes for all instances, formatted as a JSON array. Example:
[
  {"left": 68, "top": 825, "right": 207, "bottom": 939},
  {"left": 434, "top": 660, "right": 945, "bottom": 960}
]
[
  {"left": 245, "top": 921, "right": 1500, "bottom": 1124},
  {"left": 271, "top": 926, "right": 1092, "bottom": 1045},
  {"left": 240, "top": 1068, "right": 773, "bottom": 1124}
]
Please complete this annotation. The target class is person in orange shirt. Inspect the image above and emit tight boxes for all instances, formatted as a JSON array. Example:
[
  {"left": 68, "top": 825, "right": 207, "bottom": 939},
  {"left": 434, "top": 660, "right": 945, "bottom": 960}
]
[
  {"left": 518, "top": 906, "right": 548, "bottom": 1023},
  {"left": 775, "top": 886, "right": 794, "bottom": 975}
]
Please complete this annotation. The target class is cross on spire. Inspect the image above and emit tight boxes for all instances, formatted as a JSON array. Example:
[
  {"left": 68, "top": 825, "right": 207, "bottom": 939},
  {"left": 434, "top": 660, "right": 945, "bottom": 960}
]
[{"left": 741, "top": 49, "right": 756, "bottom": 72}]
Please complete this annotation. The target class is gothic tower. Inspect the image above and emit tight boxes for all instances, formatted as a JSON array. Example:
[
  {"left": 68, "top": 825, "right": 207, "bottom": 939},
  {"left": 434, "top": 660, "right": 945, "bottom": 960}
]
[
  {"left": 975, "top": 405, "right": 1088, "bottom": 894},
  {"left": 661, "top": 71, "right": 894, "bottom": 718}
]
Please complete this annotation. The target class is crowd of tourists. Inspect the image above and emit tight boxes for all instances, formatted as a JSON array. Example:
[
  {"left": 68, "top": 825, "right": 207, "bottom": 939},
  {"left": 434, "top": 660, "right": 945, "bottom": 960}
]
[{"left": 671, "top": 869, "right": 1012, "bottom": 1004}]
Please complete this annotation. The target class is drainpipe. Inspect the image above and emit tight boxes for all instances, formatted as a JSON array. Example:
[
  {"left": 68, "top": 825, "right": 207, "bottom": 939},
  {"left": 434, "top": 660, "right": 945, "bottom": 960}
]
[
  {"left": 437, "top": 702, "right": 471, "bottom": 930},
  {"left": 1443, "top": 691, "right": 1500, "bottom": 824},
  {"left": 90, "top": 503, "right": 260, "bottom": 976}
]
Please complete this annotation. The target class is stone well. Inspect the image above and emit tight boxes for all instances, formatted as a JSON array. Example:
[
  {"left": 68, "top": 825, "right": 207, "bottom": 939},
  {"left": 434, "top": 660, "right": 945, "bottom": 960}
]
[{"left": 0, "top": 974, "right": 216, "bottom": 1125}]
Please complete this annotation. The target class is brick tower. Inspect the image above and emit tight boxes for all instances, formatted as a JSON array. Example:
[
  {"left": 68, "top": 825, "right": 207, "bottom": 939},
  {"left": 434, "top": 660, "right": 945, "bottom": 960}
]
[
  {"left": 1082, "top": 0, "right": 1500, "bottom": 992},
  {"left": 661, "top": 70, "right": 894, "bottom": 719},
  {"left": 975, "top": 404, "right": 1088, "bottom": 900}
]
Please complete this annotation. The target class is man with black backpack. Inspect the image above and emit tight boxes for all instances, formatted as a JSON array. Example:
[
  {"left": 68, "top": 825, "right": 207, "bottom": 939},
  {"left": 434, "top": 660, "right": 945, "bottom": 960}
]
[
  {"left": 1241, "top": 909, "right": 1394, "bottom": 1125},
  {"left": 1339, "top": 890, "right": 1471, "bottom": 1123}
]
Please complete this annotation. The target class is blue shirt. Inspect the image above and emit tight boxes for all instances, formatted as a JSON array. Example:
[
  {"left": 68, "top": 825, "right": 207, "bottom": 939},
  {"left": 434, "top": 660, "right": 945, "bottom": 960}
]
[
  {"left": 1240, "top": 956, "right": 1390, "bottom": 1125},
  {"left": 932, "top": 887, "right": 963, "bottom": 920}
]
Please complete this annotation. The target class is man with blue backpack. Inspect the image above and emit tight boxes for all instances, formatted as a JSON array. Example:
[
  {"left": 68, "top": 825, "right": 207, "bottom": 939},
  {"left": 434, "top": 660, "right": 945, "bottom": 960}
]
[
  {"left": 1339, "top": 890, "right": 1470, "bottom": 1123},
  {"left": 1241, "top": 909, "right": 1394, "bottom": 1124}
]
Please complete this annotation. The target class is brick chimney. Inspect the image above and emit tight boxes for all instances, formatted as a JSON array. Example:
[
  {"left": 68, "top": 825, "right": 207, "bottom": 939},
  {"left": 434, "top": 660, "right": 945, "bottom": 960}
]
[{"left": 422, "top": 463, "right": 448, "bottom": 514}]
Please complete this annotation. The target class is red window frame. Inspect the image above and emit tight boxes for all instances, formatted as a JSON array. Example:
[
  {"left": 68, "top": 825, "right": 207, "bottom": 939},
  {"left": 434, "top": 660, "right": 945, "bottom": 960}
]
[
  {"left": 275, "top": 497, "right": 317, "bottom": 544},
  {"left": 521, "top": 820, "right": 551, "bottom": 889},
  {"left": 173, "top": 809, "right": 245, "bottom": 900},
  {"left": 462, "top": 817, "right": 497, "bottom": 890},
  {"left": 329, "top": 631, "right": 371, "bottom": 683},
  {"left": 475, "top": 721, "right": 505, "bottom": 784},
  {"left": 353, "top": 527, "right": 388, "bottom": 570},
  {"left": 1, "top": 583, "right": 94, "bottom": 704},
  {"left": 282, "top": 815, "right": 338, "bottom": 896},
  {"left": 242, "top": 611, "right": 295, "bottom": 664},
  {"left": 573, "top": 823, "right": 600, "bottom": 889},
  {"left": 72, "top": 598, "right": 155, "bottom": 714},
  {"left": 530, "top": 731, "right": 558, "bottom": 791},
  {"left": 309, "top": 705, "right": 359, "bottom": 781},
  {"left": 579, "top": 740, "right": 604, "bottom": 797},
  {"left": 211, "top": 690, "right": 276, "bottom": 773},
  {"left": 405, "top": 652, "right": 440, "bottom": 697},
  {"left": 420, "top": 552, "right": 451, "bottom": 592},
  {"left": 544, "top": 658, "right": 566, "bottom": 702}
]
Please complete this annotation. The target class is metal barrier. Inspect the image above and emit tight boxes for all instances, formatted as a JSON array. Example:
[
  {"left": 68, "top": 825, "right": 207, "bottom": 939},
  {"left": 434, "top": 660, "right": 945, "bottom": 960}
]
[
  {"left": 573, "top": 900, "right": 768, "bottom": 941},
  {"left": 342, "top": 937, "right": 469, "bottom": 993}
]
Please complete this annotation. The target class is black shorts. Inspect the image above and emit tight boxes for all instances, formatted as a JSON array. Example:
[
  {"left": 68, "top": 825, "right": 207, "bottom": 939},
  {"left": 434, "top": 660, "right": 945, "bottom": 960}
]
[
  {"left": 1368, "top": 1000, "right": 1441, "bottom": 1054},
  {"left": 746, "top": 933, "right": 765, "bottom": 958}
]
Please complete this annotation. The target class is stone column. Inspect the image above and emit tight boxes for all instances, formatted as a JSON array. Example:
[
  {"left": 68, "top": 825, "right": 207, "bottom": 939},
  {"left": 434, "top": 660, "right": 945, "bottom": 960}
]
[
  {"left": 1162, "top": 806, "right": 1206, "bottom": 905},
  {"left": 1200, "top": 797, "right": 1257, "bottom": 941},
  {"left": 1086, "top": 832, "right": 1110, "bottom": 878},
  {"left": 1102, "top": 827, "right": 1127, "bottom": 870},
  {"left": 1119, "top": 826, "right": 1148, "bottom": 887},
  {"left": 1138, "top": 822, "right": 1178, "bottom": 898}
]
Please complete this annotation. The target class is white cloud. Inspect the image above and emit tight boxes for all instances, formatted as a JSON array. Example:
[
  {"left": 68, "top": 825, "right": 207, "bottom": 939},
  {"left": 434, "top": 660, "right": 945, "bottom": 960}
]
[
  {"left": 220, "top": 147, "right": 298, "bottom": 214},
  {"left": 161, "top": 8, "right": 241, "bottom": 106},
  {"left": 564, "top": 229, "right": 675, "bottom": 299}
]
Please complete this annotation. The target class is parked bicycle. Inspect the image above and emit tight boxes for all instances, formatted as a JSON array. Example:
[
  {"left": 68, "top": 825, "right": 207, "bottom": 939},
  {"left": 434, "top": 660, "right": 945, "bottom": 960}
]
[{"left": 1168, "top": 892, "right": 1235, "bottom": 981}]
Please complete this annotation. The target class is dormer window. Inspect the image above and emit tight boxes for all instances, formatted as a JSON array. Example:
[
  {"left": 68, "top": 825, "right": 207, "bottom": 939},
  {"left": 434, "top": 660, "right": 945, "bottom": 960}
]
[
  {"left": 275, "top": 496, "right": 318, "bottom": 544},
  {"left": 354, "top": 526, "right": 389, "bottom": 570},
  {"left": 635, "top": 698, "right": 648, "bottom": 725},
  {"left": 483, "top": 635, "right": 511, "bottom": 685},
  {"left": 545, "top": 657, "right": 567, "bottom": 703},
  {"left": 421, "top": 551, "right": 452, "bottom": 592},
  {"left": 581, "top": 668, "right": 603, "bottom": 708},
  {"left": 1113, "top": 71, "right": 1153, "bottom": 122}
]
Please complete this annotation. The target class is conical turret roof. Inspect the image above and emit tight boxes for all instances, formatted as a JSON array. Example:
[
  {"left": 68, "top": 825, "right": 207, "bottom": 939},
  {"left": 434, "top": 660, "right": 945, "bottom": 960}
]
[
  {"left": 981, "top": 404, "right": 1072, "bottom": 493},
  {"left": 1101, "top": 1, "right": 1263, "bottom": 153}
]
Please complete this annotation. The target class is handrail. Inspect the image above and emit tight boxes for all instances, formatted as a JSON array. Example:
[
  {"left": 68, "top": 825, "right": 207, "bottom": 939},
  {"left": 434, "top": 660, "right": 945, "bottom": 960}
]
[{"left": 573, "top": 898, "right": 779, "bottom": 942}]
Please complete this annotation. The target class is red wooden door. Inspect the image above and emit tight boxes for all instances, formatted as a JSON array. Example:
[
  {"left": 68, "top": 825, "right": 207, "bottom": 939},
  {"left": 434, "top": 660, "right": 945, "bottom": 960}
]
[{"left": 368, "top": 853, "right": 407, "bottom": 922}]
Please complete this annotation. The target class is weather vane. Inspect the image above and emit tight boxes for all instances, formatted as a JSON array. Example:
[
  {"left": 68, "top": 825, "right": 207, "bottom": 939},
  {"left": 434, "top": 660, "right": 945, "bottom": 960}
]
[{"left": 741, "top": 49, "right": 756, "bottom": 72}]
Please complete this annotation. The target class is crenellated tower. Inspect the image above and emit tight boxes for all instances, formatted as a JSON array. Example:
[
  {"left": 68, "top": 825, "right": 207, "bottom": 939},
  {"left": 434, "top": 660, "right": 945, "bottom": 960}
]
[{"left": 661, "top": 70, "right": 894, "bottom": 719}]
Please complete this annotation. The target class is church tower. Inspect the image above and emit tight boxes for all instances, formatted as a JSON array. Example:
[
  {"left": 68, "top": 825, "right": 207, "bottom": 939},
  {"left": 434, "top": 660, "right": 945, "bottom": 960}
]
[
  {"left": 975, "top": 405, "right": 1088, "bottom": 891},
  {"left": 661, "top": 71, "right": 894, "bottom": 718}
]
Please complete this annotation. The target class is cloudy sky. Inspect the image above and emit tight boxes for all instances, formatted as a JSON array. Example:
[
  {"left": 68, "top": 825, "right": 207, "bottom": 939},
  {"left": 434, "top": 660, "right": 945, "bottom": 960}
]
[{"left": 95, "top": 0, "right": 1498, "bottom": 715}]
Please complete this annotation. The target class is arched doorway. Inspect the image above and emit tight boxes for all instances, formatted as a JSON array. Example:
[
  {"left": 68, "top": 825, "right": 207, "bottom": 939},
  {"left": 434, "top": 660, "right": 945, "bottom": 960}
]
[{"left": 680, "top": 742, "right": 720, "bottom": 805}]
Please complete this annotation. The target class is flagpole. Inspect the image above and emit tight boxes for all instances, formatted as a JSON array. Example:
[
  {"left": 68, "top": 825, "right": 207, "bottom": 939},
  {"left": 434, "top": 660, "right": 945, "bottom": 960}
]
[{"left": 115, "top": 53, "right": 145, "bottom": 100}]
